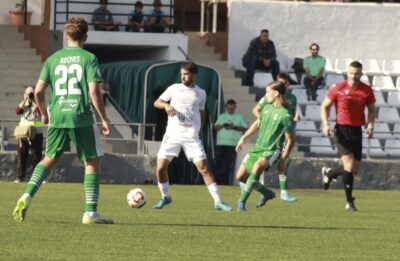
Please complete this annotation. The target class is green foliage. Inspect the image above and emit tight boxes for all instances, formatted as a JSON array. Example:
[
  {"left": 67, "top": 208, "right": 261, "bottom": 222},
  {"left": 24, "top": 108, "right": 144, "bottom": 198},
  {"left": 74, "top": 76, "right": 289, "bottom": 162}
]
[{"left": 1, "top": 182, "right": 399, "bottom": 260}]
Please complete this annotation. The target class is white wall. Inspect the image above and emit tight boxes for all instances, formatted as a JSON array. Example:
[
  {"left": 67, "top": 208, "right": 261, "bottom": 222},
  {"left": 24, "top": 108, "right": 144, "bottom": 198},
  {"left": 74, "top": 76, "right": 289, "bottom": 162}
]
[
  {"left": 228, "top": 0, "right": 400, "bottom": 70},
  {"left": 0, "top": 0, "right": 43, "bottom": 25}
]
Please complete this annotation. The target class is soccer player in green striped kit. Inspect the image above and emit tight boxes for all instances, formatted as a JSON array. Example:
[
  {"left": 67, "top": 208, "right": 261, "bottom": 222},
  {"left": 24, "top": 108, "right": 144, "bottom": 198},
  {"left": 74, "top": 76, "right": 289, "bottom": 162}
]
[
  {"left": 235, "top": 81, "right": 295, "bottom": 211},
  {"left": 13, "top": 17, "right": 113, "bottom": 224},
  {"left": 252, "top": 73, "right": 300, "bottom": 202}
]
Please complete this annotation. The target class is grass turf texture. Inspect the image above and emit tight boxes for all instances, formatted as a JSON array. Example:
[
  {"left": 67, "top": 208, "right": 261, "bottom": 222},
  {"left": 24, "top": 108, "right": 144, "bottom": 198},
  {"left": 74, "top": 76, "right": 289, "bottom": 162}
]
[{"left": 1, "top": 181, "right": 399, "bottom": 260}]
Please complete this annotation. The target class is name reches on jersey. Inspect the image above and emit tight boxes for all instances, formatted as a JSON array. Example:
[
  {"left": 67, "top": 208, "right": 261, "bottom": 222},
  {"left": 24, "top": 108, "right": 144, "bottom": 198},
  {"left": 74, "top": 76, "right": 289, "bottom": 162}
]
[{"left": 59, "top": 56, "right": 80, "bottom": 64}]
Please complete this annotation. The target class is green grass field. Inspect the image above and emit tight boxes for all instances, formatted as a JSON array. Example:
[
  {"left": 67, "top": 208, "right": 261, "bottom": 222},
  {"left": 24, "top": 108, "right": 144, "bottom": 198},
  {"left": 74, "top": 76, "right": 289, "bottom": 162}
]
[{"left": 0, "top": 181, "right": 399, "bottom": 260}]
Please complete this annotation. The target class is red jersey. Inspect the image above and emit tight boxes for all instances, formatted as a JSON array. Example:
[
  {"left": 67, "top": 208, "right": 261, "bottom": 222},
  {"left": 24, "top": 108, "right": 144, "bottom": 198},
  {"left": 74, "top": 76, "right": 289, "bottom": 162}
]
[{"left": 327, "top": 80, "right": 375, "bottom": 126}]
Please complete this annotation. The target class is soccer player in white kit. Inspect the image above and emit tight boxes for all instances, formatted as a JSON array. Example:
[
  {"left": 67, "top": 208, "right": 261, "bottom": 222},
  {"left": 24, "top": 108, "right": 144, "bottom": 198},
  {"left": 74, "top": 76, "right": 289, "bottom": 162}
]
[{"left": 152, "top": 62, "right": 232, "bottom": 211}]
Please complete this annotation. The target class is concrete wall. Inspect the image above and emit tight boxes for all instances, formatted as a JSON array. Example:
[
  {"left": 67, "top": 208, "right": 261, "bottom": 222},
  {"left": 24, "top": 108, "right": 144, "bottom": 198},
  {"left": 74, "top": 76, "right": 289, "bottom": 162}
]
[
  {"left": 0, "top": 0, "right": 43, "bottom": 25},
  {"left": 228, "top": 0, "right": 400, "bottom": 70},
  {"left": 1, "top": 153, "right": 399, "bottom": 189}
]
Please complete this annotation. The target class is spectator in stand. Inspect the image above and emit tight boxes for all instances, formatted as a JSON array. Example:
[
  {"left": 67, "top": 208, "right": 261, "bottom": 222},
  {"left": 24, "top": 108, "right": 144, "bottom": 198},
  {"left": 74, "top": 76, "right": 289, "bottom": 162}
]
[
  {"left": 303, "top": 43, "right": 326, "bottom": 101},
  {"left": 92, "top": 0, "right": 121, "bottom": 31},
  {"left": 242, "top": 29, "right": 280, "bottom": 86},
  {"left": 146, "top": 0, "right": 176, "bottom": 33},
  {"left": 15, "top": 86, "right": 44, "bottom": 183},
  {"left": 127, "top": 1, "right": 145, "bottom": 32},
  {"left": 214, "top": 99, "right": 248, "bottom": 185}
]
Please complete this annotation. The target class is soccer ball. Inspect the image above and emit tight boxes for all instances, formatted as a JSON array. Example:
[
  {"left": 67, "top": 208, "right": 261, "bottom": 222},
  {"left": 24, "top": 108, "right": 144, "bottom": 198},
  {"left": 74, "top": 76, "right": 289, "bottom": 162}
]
[{"left": 127, "top": 188, "right": 147, "bottom": 208}]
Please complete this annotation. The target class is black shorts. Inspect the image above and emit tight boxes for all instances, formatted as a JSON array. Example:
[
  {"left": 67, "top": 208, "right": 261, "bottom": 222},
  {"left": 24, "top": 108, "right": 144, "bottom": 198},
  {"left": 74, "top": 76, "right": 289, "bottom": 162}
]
[{"left": 333, "top": 124, "right": 362, "bottom": 161}]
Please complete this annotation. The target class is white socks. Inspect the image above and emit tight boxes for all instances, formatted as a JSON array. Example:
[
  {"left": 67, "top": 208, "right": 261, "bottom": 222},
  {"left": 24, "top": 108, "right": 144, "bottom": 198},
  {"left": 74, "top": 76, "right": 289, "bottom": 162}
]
[
  {"left": 158, "top": 182, "right": 170, "bottom": 198},
  {"left": 207, "top": 183, "right": 222, "bottom": 203}
]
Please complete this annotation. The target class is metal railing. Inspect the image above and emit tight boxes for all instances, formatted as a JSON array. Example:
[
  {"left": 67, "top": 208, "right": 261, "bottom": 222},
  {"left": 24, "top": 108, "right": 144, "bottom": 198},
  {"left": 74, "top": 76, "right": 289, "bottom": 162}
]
[
  {"left": 53, "top": 0, "right": 184, "bottom": 32},
  {"left": 0, "top": 119, "right": 156, "bottom": 155}
]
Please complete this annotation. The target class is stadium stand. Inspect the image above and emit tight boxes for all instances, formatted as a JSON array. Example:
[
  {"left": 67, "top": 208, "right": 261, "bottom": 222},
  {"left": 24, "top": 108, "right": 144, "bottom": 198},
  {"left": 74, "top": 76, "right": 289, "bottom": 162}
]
[
  {"left": 361, "top": 75, "right": 371, "bottom": 85},
  {"left": 359, "top": 59, "right": 381, "bottom": 75},
  {"left": 334, "top": 58, "right": 353, "bottom": 74},
  {"left": 325, "top": 58, "right": 334, "bottom": 73},
  {"left": 295, "top": 121, "right": 321, "bottom": 137},
  {"left": 384, "top": 139, "right": 400, "bottom": 156},
  {"left": 372, "top": 76, "right": 395, "bottom": 91},
  {"left": 310, "top": 137, "right": 336, "bottom": 155},
  {"left": 396, "top": 77, "right": 400, "bottom": 89},
  {"left": 382, "top": 59, "right": 400, "bottom": 76},
  {"left": 370, "top": 123, "right": 392, "bottom": 138},
  {"left": 324, "top": 74, "right": 345, "bottom": 87},
  {"left": 363, "top": 138, "right": 386, "bottom": 157},
  {"left": 373, "top": 91, "right": 387, "bottom": 107},
  {"left": 253, "top": 72, "right": 273, "bottom": 88},
  {"left": 316, "top": 89, "right": 327, "bottom": 104},
  {"left": 377, "top": 107, "right": 400, "bottom": 123}
]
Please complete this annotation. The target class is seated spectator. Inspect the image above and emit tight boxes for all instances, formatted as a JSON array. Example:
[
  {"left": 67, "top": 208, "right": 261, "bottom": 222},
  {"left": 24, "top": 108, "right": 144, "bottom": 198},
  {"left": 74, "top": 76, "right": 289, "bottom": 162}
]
[
  {"left": 303, "top": 43, "right": 326, "bottom": 101},
  {"left": 242, "top": 29, "right": 280, "bottom": 86},
  {"left": 126, "top": 1, "right": 145, "bottom": 32},
  {"left": 146, "top": 0, "right": 175, "bottom": 33},
  {"left": 92, "top": 0, "right": 121, "bottom": 31}
]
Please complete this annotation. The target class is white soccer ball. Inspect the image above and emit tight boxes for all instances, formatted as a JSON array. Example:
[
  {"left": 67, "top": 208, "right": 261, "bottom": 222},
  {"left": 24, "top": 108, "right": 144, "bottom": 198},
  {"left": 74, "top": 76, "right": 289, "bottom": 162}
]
[{"left": 127, "top": 188, "right": 147, "bottom": 208}]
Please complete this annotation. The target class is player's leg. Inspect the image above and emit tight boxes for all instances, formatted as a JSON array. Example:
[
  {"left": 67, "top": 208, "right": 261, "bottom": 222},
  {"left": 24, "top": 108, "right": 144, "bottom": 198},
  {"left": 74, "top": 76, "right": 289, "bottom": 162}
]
[
  {"left": 153, "top": 158, "right": 173, "bottom": 209},
  {"left": 342, "top": 155, "right": 360, "bottom": 212},
  {"left": 73, "top": 125, "right": 113, "bottom": 224},
  {"left": 152, "top": 136, "right": 179, "bottom": 209},
  {"left": 279, "top": 157, "right": 297, "bottom": 202},
  {"left": 13, "top": 127, "right": 66, "bottom": 222},
  {"left": 238, "top": 156, "right": 272, "bottom": 211},
  {"left": 185, "top": 138, "right": 231, "bottom": 211}
]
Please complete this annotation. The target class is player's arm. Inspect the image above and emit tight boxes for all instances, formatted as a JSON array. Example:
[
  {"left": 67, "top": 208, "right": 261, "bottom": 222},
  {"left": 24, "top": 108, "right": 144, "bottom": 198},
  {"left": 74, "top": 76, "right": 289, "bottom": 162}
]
[
  {"left": 199, "top": 109, "right": 205, "bottom": 137},
  {"left": 34, "top": 79, "right": 49, "bottom": 124},
  {"left": 320, "top": 97, "right": 333, "bottom": 136},
  {"left": 235, "top": 120, "right": 259, "bottom": 153},
  {"left": 154, "top": 98, "right": 176, "bottom": 116},
  {"left": 89, "top": 81, "right": 110, "bottom": 136},
  {"left": 365, "top": 103, "right": 376, "bottom": 138},
  {"left": 277, "top": 131, "right": 295, "bottom": 173},
  {"left": 252, "top": 104, "right": 261, "bottom": 119}
]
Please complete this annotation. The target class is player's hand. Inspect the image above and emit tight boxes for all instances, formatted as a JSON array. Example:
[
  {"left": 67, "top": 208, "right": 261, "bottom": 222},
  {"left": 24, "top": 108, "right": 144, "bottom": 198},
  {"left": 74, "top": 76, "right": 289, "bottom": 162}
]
[
  {"left": 102, "top": 120, "right": 110, "bottom": 136},
  {"left": 322, "top": 124, "right": 331, "bottom": 136},
  {"left": 364, "top": 127, "right": 373, "bottom": 138},
  {"left": 293, "top": 114, "right": 300, "bottom": 122},
  {"left": 165, "top": 105, "right": 176, "bottom": 117},
  {"left": 42, "top": 114, "right": 49, "bottom": 125},
  {"left": 235, "top": 138, "right": 244, "bottom": 153}
]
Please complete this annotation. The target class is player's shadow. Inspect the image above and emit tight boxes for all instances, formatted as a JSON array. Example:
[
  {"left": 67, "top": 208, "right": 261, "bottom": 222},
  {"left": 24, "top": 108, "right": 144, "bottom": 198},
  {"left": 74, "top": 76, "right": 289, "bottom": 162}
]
[{"left": 128, "top": 222, "right": 373, "bottom": 231}]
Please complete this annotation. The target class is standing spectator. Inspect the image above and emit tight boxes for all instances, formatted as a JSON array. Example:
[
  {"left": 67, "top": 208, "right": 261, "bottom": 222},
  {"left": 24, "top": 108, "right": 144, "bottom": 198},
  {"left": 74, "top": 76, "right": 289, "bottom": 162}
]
[
  {"left": 13, "top": 17, "right": 113, "bottom": 224},
  {"left": 151, "top": 62, "right": 231, "bottom": 211},
  {"left": 242, "top": 29, "right": 280, "bottom": 86},
  {"left": 146, "top": 0, "right": 174, "bottom": 33},
  {"left": 15, "top": 86, "right": 44, "bottom": 183},
  {"left": 127, "top": 1, "right": 145, "bottom": 32},
  {"left": 303, "top": 43, "right": 326, "bottom": 101},
  {"left": 214, "top": 99, "right": 247, "bottom": 185},
  {"left": 92, "top": 0, "right": 121, "bottom": 31},
  {"left": 320, "top": 61, "right": 376, "bottom": 211},
  {"left": 251, "top": 73, "right": 299, "bottom": 202},
  {"left": 235, "top": 81, "right": 295, "bottom": 211}
]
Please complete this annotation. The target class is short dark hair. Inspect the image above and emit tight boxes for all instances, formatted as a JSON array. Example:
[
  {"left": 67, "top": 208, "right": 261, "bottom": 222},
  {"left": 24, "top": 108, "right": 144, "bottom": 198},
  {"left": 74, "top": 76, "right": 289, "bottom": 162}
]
[
  {"left": 261, "top": 29, "right": 269, "bottom": 34},
  {"left": 135, "top": 1, "right": 143, "bottom": 7},
  {"left": 350, "top": 61, "right": 363, "bottom": 70},
  {"left": 153, "top": 0, "right": 162, "bottom": 6},
  {"left": 226, "top": 99, "right": 237, "bottom": 105},
  {"left": 181, "top": 62, "right": 198, "bottom": 74},
  {"left": 309, "top": 43, "right": 319, "bottom": 50},
  {"left": 277, "top": 72, "right": 291, "bottom": 83}
]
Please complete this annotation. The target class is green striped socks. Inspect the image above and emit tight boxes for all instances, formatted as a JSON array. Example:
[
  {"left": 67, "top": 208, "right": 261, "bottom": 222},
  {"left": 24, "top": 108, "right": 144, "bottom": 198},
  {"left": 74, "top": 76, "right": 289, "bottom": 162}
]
[
  {"left": 25, "top": 164, "right": 50, "bottom": 197},
  {"left": 84, "top": 174, "right": 99, "bottom": 212}
]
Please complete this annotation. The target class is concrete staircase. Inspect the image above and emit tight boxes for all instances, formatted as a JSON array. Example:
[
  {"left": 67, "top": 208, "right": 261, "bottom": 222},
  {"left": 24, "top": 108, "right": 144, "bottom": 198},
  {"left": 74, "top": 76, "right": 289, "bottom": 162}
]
[
  {"left": 0, "top": 25, "right": 43, "bottom": 137},
  {"left": 186, "top": 32, "right": 257, "bottom": 125}
]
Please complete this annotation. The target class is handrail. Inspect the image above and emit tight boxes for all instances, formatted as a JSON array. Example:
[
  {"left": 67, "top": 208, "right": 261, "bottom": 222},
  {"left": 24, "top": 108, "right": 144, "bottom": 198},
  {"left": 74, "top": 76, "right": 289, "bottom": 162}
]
[{"left": 0, "top": 119, "right": 156, "bottom": 155}]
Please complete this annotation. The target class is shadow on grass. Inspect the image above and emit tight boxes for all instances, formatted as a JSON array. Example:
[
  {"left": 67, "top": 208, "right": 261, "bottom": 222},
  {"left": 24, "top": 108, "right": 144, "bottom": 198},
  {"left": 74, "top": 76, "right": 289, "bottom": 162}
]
[{"left": 120, "top": 222, "right": 373, "bottom": 231}]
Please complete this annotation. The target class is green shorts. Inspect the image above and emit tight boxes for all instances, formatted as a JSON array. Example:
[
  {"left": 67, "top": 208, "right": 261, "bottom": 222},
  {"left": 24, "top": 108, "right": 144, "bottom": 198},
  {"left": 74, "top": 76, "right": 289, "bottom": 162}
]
[
  {"left": 241, "top": 149, "right": 281, "bottom": 173},
  {"left": 45, "top": 125, "right": 103, "bottom": 161}
]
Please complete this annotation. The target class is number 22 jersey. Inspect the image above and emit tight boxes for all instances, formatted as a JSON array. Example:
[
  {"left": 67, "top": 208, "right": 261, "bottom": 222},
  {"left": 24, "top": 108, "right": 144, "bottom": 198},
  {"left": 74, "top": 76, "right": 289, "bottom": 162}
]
[{"left": 39, "top": 46, "right": 103, "bottom": 128}]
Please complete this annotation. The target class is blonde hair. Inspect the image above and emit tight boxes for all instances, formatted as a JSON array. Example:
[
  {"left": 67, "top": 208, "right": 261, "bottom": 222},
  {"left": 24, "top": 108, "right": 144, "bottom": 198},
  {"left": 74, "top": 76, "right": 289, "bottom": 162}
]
[{"left": 64, "top": 17, "right": 88, "bottom": 42}]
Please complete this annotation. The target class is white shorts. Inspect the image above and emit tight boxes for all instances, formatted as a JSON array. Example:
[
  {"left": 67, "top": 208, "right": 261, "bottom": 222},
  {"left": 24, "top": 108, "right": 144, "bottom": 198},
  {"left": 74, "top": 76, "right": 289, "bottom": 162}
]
[{"left": 157, "top": 135, "right": 207, "bottom": 162}]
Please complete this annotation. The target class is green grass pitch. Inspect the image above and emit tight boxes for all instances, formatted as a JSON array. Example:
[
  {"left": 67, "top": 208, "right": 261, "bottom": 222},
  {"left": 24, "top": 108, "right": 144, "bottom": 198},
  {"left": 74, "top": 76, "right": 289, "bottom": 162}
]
[{"left": 0, "top": 181, "right": 399, "bottom": 260}]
